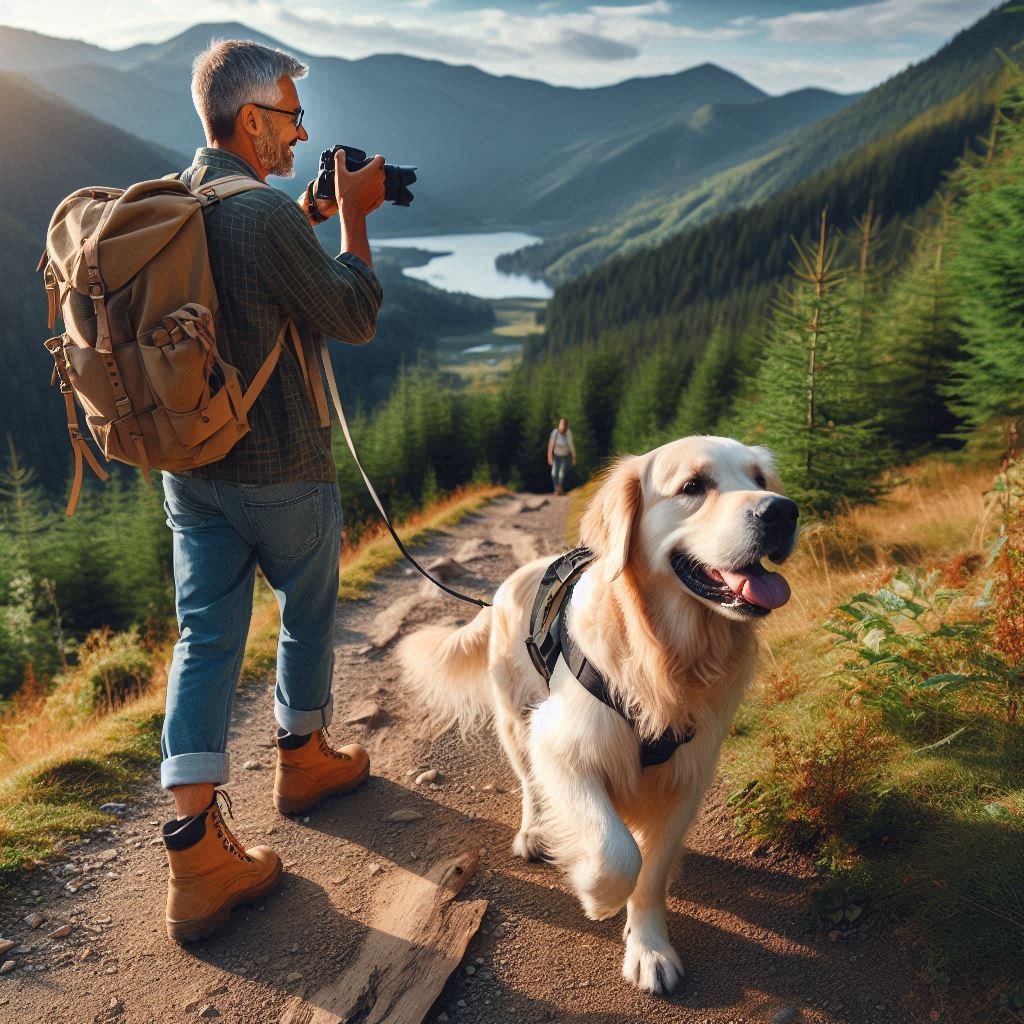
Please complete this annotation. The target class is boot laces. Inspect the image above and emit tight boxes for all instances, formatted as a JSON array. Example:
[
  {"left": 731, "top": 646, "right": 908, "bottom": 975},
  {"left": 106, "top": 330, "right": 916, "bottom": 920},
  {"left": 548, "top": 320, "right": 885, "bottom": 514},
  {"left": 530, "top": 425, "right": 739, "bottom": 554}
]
[
  {"left": 317, "top": 726, "right": 351, "bottom": 762},
  {"left": 211, "top": 789, "right": 254, "bottom": 863}
]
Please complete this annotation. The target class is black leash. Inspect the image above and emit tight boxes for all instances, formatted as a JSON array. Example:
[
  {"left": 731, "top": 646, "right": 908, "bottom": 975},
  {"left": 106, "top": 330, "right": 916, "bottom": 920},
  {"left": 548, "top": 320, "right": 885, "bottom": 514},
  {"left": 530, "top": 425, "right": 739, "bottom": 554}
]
[{"left": 318, "top": 338, "right": 491, "bottom": 608}]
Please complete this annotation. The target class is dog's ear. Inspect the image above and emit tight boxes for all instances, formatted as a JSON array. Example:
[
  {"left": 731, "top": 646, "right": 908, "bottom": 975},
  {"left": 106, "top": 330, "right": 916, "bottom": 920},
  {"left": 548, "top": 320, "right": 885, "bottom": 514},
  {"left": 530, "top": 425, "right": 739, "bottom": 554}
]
[{"left": 579, "top": 456, "right": 643, "bottom": 581}]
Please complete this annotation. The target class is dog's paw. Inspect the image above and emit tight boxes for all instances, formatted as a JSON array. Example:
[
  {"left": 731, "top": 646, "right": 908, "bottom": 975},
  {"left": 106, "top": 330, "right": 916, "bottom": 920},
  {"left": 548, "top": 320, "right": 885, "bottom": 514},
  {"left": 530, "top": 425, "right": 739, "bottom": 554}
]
[
  {"left": 511, "top": 829, "right": 547, "bottom": 862},
  {"left": 622, "top": 931, "right": 684, "bottom": 995}
]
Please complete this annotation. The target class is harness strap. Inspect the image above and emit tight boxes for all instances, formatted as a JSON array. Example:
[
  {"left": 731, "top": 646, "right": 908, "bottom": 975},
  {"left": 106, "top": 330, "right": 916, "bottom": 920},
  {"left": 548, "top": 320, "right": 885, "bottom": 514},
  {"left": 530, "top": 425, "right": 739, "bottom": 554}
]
[{"left": 558, "top": 613, "right": 694, "bottom": 768}]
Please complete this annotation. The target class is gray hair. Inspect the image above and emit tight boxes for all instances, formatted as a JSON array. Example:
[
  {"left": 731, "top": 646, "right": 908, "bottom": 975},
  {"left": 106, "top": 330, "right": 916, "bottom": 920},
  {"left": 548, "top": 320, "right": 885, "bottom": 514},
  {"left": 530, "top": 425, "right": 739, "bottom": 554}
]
[{"left": 191, "top": 39, "right": 308, "bottom": 142}]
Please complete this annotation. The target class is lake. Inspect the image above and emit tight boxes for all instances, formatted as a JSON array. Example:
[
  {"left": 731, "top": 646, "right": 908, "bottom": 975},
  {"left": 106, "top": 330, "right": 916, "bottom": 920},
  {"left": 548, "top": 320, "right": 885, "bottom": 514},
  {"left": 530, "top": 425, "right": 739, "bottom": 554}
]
[{"left": 374, "top": 231, "right": 553, "bottom": 300}]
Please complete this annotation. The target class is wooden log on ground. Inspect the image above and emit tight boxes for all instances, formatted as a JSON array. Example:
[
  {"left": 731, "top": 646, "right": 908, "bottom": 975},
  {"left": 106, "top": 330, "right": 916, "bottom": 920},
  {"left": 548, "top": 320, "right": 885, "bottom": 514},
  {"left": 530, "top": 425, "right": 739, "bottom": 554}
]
[{"left": 280, "top": 850, "right": 487, "bottom": 1024}]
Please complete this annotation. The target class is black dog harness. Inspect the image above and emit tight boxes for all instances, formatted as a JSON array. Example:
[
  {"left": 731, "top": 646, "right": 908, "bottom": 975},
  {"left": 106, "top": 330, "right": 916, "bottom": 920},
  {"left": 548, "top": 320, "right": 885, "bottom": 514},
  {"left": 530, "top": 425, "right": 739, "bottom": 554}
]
[{"left": 525, "top": 548, "right": 695, "bottom": 769}]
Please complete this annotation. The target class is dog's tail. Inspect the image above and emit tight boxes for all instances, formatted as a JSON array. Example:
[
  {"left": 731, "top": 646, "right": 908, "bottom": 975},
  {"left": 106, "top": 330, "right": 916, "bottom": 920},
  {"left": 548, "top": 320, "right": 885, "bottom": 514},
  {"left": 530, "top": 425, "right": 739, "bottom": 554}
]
[{"left": 397, "top": 607, "right": 493, "bottom": 734}]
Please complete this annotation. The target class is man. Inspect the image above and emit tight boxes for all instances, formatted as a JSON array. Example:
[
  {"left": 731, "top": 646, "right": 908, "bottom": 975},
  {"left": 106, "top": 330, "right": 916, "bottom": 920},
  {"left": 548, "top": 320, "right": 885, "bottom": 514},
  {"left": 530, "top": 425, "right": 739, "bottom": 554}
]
[
  {"left": 547, "top": 417, "right": 576, "bottom": 496},
  {"left": 159, "top": 40, "right": 385, "bottom": 943}
]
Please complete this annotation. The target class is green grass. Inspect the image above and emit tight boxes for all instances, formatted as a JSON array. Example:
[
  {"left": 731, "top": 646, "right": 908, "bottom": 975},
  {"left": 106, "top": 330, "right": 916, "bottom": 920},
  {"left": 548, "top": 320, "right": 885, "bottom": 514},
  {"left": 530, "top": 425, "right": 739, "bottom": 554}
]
[
  {"left": 721, "top": 535, "right": 1024, "bottom": 1005},
  {"left": 0, "top": 708, "right": 163, "bottom": 885}
]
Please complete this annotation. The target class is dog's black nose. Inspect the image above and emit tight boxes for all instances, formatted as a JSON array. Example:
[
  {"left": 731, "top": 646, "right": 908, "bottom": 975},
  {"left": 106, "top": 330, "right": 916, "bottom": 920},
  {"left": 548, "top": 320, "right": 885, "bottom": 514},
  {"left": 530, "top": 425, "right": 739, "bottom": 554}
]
[{"left": 752, "top": 496, "right": 799, "bottom": 528}]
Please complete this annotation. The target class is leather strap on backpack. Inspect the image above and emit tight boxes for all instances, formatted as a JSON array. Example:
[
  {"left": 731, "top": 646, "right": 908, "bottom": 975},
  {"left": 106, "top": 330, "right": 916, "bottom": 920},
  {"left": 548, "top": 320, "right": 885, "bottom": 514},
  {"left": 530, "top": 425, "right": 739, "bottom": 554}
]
[{"left": 45, "top": 338, "right": 110, "bottom": 516}]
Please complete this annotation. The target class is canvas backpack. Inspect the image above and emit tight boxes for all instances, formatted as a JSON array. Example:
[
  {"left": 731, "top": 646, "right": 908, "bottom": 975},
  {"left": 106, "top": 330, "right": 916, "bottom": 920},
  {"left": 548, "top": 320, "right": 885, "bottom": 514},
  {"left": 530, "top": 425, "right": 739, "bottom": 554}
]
[{"left": 39, "top": 167, "right": 329, "bottom": 515}]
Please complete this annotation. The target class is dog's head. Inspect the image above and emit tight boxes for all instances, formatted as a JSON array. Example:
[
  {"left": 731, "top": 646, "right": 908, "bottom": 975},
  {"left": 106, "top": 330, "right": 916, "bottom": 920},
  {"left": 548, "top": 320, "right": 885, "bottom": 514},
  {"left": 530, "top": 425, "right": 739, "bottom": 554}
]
[{"left": 579, "top": 436, "right": 798, "bottom": 622}]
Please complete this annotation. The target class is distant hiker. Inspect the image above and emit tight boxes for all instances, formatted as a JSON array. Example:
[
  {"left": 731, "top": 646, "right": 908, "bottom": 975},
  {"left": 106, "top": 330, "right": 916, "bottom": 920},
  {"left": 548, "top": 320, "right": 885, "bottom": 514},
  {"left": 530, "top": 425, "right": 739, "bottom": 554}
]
[
  {"left": 547, "top": 417, "right": 576, "bottom": 495},
  {"left": 160, "top": 40, "right": 385, "bottom": 943}
]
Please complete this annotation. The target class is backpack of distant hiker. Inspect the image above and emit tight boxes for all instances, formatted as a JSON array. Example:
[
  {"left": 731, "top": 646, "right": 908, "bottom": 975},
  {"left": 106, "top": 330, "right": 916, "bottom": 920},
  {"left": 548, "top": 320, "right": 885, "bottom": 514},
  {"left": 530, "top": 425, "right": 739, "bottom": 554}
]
[{"left": 38, "top": 167, "right": 317, "bottom": 516}]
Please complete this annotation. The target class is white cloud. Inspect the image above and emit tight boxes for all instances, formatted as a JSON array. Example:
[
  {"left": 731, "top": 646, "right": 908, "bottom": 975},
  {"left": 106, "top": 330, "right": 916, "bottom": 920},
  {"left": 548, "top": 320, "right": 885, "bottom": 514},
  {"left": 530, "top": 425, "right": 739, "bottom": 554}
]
[
  {"left": 760, "top": 0, "right": 996, "bottom": 44},
  {"left": 587, "top": 2, "right": 672, "bottom": 15}
]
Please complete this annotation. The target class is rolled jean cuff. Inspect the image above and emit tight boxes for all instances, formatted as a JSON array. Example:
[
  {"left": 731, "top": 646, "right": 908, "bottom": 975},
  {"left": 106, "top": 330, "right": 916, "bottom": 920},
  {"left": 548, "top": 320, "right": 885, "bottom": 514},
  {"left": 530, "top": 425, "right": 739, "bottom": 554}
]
[
  {"left": 160, "top": 751, "right": 230, "bottom": 790},
  {"left": 275, "top": 693, "right": 334, "bottom": 736}
]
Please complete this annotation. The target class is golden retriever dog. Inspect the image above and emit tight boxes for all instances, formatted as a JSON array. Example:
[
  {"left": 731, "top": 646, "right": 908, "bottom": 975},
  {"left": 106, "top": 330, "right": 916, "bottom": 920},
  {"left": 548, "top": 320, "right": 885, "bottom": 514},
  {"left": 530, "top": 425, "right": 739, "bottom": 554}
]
[{"left": 397, "top": 436, "right": 798, "bottom": 995}]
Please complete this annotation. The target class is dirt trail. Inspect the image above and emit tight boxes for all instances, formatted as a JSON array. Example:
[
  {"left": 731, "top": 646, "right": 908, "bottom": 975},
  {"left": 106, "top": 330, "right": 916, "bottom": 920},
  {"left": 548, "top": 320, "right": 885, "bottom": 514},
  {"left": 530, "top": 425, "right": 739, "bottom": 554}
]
[{"left": 0, "top": 494, "right": 933, "bottom": 1024}]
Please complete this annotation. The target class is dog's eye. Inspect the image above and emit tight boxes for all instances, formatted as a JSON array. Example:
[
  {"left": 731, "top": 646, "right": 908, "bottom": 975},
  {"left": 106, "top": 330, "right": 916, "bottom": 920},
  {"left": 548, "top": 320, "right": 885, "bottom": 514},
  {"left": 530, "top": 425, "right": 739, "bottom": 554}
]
[
  {"left": 754, "top": 471, "right": 767, "bottom": 489},
  {"left": 679, "top": 478, "right": 704, "bottom": 497}
]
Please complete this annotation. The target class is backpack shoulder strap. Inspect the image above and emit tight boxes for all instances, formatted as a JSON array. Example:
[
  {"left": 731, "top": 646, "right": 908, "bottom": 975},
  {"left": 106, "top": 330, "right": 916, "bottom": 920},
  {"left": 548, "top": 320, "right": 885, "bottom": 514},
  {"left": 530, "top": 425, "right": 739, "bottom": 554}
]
[{"left": 193, "top": 174, "right": 269, "bottom": 206}]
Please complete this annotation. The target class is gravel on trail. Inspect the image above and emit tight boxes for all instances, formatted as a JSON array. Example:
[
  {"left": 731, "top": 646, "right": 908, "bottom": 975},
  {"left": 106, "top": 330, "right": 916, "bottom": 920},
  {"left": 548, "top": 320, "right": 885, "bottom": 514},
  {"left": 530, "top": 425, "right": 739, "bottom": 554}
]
[{"left": 0, "top": 494, "right": 937, "bottom": 1024}]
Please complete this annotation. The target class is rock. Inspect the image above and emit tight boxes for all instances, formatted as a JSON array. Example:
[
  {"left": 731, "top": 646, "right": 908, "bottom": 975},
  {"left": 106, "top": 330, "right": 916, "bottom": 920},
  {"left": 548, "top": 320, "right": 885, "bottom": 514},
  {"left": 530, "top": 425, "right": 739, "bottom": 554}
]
[
  {"left": 0, "top": 941, "right": 15, "bottom": 957},
  {"left": 46, "top": 925, "right": 72, "bottom": 940},
  {"left": 828, "top": 929, "right": 840, "bottom": 942},
  {"left": 78, "top": 947, "right": 92, "bottom": 961},
  {"left": 415, "top": 769, "right": 441, "bottom": 785},
  {"left": 366, "top": 863, "right": 382, "bottom": 877},
  {"left": 424, "top": 556, "right": 468, "bottom": 580},
  {"left": 23, "top": 912, "right": 44, "bottom": 929},
  {"left": 242, "top": 760, "right": 261, "bottom": 771},
  {"left": 385, "top": 809, "right": 424, "bottom": 823},
  {"left": 0, "top": 961, "right": 14, "bottom": 975},
  {"left": 521, "top": 496, "right": 550, "bottom": 511},
  {"left": 96, "top": 848, "right": 119, "bottom": 863},
  {"left": 99, "top": 803, "right": 127, "bottom": 815},
  {"left": 437, "top": 1015, "right": 450, "bottom": 1023},
  {"left": 198, "top": 1006, "right": 221, "bottom": 1019},
  {"left": 286, "top": 971, "right": 303, "bottom": 983},
  {"left": 344, "top": 701, "right": 381, "bottom": 727},
  {"left": 772, "top": 1009, "right": 800, "bottom": 1024},
  {"left": 465, "top": 965, "right": 476, "bottom": 976}
]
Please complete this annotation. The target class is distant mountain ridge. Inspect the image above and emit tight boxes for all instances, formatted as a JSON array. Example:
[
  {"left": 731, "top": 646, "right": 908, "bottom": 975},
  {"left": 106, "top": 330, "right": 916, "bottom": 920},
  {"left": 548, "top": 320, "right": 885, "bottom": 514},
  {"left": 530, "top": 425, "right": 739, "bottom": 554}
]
[
  {"left": 506, "top": 1, "right": 1024, "bottom": 282},
  {"left": 0, "top": 21, "right": 852, "bottom": 237}
]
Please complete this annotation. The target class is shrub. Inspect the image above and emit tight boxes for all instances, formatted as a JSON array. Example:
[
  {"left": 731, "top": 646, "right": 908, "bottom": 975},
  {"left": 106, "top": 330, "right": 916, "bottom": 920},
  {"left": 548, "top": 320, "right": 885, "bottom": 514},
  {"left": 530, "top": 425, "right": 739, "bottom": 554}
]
[
  {"left": 76, "top": 630, "right": 155, "bottom": 713},
  {"left": 731, "top": 705, "right": 897, "bottom": 870}
]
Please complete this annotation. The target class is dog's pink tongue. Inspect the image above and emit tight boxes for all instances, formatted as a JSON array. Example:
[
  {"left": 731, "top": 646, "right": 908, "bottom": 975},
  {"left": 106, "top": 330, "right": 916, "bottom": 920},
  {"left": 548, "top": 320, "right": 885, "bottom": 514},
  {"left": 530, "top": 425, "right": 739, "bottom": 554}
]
[{"left": 719, "top": 564, "right": 791, "bottom": 609}]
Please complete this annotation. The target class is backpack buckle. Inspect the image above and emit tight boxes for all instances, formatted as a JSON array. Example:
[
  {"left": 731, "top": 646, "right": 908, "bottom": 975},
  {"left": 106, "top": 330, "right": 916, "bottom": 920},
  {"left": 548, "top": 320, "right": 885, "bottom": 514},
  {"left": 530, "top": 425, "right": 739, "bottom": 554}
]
[{"left": 200, "top": 188, "right": 221, "bottom": 206}]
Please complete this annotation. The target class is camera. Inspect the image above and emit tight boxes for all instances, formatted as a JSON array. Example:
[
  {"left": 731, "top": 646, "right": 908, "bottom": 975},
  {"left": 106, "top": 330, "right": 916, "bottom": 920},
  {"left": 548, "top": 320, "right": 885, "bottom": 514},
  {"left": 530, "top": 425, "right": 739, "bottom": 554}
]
[{"left": 316, "top": 145, "right": 417, "bottom": 207}]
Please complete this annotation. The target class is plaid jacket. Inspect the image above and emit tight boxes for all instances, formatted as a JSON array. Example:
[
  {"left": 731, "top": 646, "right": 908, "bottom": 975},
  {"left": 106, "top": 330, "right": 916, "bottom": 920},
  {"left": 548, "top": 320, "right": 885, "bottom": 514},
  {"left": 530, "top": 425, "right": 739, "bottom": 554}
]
[{"left": 184, "top": 148, "right": 382, "bottom": 484}]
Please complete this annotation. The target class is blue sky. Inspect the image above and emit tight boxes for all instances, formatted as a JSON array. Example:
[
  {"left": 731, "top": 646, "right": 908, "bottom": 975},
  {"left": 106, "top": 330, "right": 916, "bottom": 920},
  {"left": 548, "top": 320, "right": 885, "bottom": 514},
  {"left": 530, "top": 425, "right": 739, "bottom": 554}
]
[{"left": 0, "top": 0, "right": 1003, "bottom": 93}]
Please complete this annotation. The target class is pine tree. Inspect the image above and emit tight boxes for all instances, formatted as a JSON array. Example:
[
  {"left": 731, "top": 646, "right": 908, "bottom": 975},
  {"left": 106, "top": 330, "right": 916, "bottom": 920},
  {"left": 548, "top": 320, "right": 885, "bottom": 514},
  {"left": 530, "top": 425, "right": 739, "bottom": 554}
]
[
  {"left": 872, "top": 195, "right": 963, "bottom": 451},
  {"left": 671, "top": 331, "right": 743, "bottom": 438},
  {"left": 944, "top": 73, "right": 1024, "bottom": 426},
  {"left": 611, "top": 345, "right": 688, "bottom": 454},
  {"left": 737, "top": 210, "right": 890, "bottom": 515}
]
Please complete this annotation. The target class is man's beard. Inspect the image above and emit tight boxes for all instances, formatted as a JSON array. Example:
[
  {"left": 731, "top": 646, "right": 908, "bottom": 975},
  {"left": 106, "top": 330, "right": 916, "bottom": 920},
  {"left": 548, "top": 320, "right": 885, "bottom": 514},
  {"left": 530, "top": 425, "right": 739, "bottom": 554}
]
[{"left": 255, "top": 113, "right": 295, "bottom": 178}]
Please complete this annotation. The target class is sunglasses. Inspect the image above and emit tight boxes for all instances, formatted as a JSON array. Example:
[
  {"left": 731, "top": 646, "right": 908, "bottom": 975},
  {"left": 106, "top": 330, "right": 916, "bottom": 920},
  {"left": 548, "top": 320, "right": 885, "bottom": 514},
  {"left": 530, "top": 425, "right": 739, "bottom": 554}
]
[{"left": 248, "top": 102, "right": 305, "bottom": 129}]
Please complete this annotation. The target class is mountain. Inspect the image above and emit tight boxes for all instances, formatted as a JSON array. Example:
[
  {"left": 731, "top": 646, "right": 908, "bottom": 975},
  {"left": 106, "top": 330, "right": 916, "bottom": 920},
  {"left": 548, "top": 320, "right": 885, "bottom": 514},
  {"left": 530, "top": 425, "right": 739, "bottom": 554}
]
[
  {"left": 536, "top": 74, "right": 1002, "bottom": 361},
  {"left": 507, "top": 1, "right": 1024, "bottom": 282},
  {"left": 2, "top": 22, "right": 852, "bottom": 236}
]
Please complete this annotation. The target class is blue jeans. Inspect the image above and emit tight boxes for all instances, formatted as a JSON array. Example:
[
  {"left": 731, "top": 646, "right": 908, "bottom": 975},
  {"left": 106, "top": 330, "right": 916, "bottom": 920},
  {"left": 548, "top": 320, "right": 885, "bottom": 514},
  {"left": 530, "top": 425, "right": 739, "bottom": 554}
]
[
  {"left": 551, "top": 454, "right": 570, "bottom": 490},
  {"left": 160, "top": 473, "right": 342, "bottom": 789}
]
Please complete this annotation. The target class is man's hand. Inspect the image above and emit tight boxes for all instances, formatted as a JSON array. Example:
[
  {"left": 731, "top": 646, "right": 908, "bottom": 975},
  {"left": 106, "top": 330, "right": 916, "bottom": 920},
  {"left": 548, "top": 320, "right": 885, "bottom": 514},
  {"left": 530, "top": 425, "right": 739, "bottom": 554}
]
[
  {"left": 301, "top": 184, "right": 337, "bottom": 226},
  {"left": 335, "top": 148, "right": 385, "bottom": 218}
]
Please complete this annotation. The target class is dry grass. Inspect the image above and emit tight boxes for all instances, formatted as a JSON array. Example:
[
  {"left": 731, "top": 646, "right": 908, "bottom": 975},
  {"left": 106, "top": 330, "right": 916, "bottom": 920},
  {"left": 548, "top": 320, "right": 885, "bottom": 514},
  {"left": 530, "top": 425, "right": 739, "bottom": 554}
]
[{"left": 760, "top": 460, "right": 993, "bottom": 658}]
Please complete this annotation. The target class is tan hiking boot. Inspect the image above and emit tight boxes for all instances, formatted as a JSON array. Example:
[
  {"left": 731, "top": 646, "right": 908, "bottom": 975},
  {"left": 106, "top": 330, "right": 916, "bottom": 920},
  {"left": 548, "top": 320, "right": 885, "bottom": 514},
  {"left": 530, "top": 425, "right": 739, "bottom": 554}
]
[
  {"left": 163, "top": 791, "right": 282, "bottom": 943},
  {"left": 274, "top": 728, "right": 370, "bottom": 815}
]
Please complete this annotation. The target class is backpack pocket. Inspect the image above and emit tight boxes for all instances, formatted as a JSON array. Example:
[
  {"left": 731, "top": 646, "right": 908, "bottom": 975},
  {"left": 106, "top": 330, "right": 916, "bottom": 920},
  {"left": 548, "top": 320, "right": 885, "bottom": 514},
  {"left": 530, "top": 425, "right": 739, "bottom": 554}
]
[{"left": 138, "top": 304, "right": 216, "bottom": 414}]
